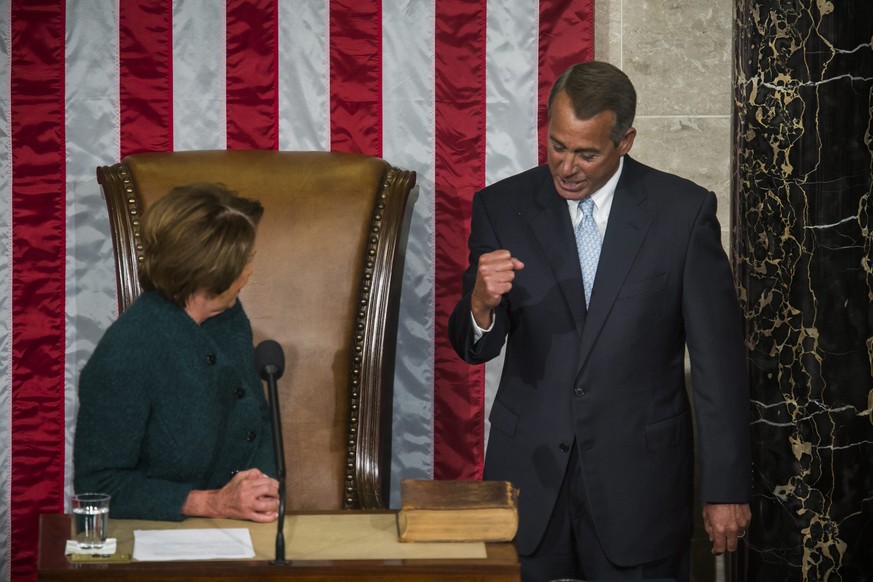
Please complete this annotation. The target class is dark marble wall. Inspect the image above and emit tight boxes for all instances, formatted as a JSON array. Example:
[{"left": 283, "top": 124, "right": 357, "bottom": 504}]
[{"left": 732, "top": 1, "right": 873, "bottom": 581}]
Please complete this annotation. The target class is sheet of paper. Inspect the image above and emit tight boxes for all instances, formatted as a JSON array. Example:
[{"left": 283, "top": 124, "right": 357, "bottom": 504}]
[{"left": 133, "top": 528, "right": 255, "bottom": 561}]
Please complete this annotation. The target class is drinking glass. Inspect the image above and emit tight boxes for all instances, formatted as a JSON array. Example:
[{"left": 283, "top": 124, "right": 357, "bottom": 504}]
[{"left": 72, "top": 493, "right": 111, "bottom": 549}]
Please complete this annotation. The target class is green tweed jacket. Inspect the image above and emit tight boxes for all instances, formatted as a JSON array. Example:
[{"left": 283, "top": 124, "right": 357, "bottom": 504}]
[{"left": 74, "top": 291, "right": 276, "bottom": 520}]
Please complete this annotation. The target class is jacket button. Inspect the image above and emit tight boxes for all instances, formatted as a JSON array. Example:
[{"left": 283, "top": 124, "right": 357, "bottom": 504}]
[
  {"left": 559, "top": 442, "right": 570, "bottom": 453},
  {"left": 234, "top": 387, "right": 246, "bottom": 399},
  {"left": 574, "top": 387, "right": 585, "bottom": 397},
  {"left": 245, "top": 431, "right": 256, "bottom": 442},
  {"left": 206, "top": 353, "right": 217, "bottom": 365}
]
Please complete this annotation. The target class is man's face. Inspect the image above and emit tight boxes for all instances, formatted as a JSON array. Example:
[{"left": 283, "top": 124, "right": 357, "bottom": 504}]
[{"left": 547, "top": 90, "right": 635, "bottom": 201}]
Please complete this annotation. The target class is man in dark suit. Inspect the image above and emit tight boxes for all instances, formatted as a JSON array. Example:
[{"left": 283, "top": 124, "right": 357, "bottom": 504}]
[{"left": 449, "top": 61, "right": 751, "bottom": 582}]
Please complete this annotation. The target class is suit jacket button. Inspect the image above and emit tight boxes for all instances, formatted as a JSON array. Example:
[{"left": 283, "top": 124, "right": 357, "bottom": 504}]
[
  {"left": 206, "top": 353, "right": 217, "bottom": 365},
  {"left": 234, "top": 387, "right": 246, "bottom": 399},
  {"left": 245, "top": 431, "right": 257, "bottom": 442},
  {"left": 574, "top": 387, "right": 585, "bottom": 397},
  {"left": 559, "top": 442, "right": 570, "bottom": 453}
]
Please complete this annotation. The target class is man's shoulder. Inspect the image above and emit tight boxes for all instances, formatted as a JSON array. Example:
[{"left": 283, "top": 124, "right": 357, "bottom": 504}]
[
  {"left": 623, "top": 156, "right": 710, "bottom": 198},
  {"left": 479, "top": 164, "right": 550, "bottom": 199}
]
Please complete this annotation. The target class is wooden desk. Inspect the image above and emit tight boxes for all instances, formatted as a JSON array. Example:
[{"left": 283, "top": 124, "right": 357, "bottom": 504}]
[{"left": 38, "top": 512, "right": 520, "bottom": 581}]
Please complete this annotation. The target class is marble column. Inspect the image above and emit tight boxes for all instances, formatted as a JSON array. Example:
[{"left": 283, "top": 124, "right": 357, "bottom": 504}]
[{"left": 732, "top": 1, "right": 873, "bottom": 581}]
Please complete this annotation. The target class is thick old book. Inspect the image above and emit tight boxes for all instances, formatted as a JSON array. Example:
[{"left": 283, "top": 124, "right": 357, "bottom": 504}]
[{"left": 397, "top": 479, "right": 519, "bottom": 543}]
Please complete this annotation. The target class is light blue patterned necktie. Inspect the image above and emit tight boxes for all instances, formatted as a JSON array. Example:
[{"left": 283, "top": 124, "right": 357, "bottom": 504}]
[{"left": 575, "top": 197, "right": 601, "bottom": 307}]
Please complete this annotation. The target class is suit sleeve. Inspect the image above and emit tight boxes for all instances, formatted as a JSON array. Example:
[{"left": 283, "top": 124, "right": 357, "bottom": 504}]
[
  {"left": 682, "top": 191, "right": 752, "bottom": 503},
  {"left": 448, "top": 191, "right": 512, "bottom": 363}
]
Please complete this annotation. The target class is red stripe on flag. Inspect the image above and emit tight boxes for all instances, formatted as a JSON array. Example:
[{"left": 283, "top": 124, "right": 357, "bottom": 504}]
[
  {"left": 537, "top": 0, "right": 595, "bottom": 163},
  {"left": 433, "top": 0, "right": 488, "bottom": 480},
  {"left": 9, "top": 2, "right": 67, "bottom": 580},
  {"left": 329, "top": 0, "right": 382, "bottom": 156},
  {"left": 119, "top": 1, "right": 173, "bottom": 156},
  {"left": 226, "top": 0, "right": 279, "bottom": 150}
]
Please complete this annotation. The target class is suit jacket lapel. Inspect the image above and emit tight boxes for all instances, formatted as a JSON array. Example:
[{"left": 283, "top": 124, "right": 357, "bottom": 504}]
[
  {"left": 578, "top": 158, "right": 652, "bottom": 366},
  {"left": 527, "top": 174, "right": 587, "bottom": 334}
]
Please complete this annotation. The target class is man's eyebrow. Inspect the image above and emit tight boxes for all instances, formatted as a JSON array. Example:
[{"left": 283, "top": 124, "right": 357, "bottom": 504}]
[{"left": 549, "top": 136, "right": 599, "bottom": 154}]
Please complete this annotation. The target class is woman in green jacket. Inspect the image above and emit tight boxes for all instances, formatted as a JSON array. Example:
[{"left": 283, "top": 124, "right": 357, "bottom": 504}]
[{"left": 74, "top": 183, "right": 279, "bottom": 522}]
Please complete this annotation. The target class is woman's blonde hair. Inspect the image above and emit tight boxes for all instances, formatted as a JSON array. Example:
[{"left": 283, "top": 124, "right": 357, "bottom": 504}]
[{"left": 139, "top": 183, "right": 264, "bottom": 307}]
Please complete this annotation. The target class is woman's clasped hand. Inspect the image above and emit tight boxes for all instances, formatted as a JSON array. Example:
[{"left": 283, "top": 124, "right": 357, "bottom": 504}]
[{"left": 182, "top": 468, "right": 280, "bottom": 522}]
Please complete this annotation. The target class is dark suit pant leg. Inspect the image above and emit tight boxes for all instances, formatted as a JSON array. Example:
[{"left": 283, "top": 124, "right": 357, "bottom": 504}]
[
  {"left": 520, "top": 441, "right": 690, "bottom": 582},
  {"left": 519, "top": 442, "right": 581, "bottom": 582}
]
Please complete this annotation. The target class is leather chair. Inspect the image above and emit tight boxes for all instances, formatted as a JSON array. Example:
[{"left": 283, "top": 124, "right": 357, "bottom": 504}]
[{"left": 96, "top": 150, "right": 416, "bottom": 511}]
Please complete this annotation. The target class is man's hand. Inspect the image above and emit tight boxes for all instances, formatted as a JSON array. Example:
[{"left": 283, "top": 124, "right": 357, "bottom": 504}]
[
  {"left": 471, "top": 250, "right": 525, "bottom": 328},
  {"left": 182, "top": 468, "right": 280, "bottom": 522},
  {"left": 703, "top": 502, "right": 751, "bottom": 554}
]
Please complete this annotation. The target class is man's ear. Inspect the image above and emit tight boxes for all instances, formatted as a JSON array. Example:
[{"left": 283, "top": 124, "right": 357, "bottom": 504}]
[{"left": 618, "top": 127, "right": 636, "bottom": 156}]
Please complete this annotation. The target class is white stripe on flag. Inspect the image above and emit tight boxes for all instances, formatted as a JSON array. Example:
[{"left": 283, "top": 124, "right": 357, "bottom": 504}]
[
  {"left": 63, "top": 0, "right": 121, "bottom": 512},
  {"left": 486, "top": 0, "right": 540, "bottom": 181},
  {"left": 383, "top": 0, "right": 438, "bottom": 507},
  {"left": 173, "top": 0, "right": 227, "bottom": 151},
  {"left": 278, "top": 0, "right": 329, "bottom": 151}
]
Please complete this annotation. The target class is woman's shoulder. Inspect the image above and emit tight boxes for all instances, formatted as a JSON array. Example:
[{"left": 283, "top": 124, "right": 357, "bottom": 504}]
[
  {"left": 91, "top": 292, "right": 193, "bottom": 358},
  {"left": 107, "top": 291, "right": 180, "bottom": 329}
]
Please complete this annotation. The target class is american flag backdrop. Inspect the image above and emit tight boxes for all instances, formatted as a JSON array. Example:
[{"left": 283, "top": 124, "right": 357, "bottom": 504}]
[{"left": 0, "top": 0, "right": 593, "bottom": 579}]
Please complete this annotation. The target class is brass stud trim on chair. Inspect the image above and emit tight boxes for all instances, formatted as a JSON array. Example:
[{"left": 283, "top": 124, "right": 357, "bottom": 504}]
[
  {"left": 97, "top": 161, "right": 148, "bottom": 314},
  {"left": 113, "top": 166, "right": 145, "bottom": 264},
  {"left": 342, "top": 163, "right": 416, "bottom": 510},
  {"left": 343, "top": 166, "right": 401, "bottom": 509}
]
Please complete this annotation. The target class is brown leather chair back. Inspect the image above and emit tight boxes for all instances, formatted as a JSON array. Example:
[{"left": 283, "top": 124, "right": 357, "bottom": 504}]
[{"left": 96, "top": 150, "right": 416, "bottom": 510}]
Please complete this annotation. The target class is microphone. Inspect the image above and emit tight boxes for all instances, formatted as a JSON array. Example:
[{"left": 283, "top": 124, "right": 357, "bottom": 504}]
[{"left": 254, "top": 339, "right": 288, "bottom": 566}]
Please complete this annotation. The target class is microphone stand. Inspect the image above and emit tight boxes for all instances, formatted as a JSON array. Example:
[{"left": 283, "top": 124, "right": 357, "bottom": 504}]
[{"left": 264, "top": 365, "right": 288, "bottom": 565}]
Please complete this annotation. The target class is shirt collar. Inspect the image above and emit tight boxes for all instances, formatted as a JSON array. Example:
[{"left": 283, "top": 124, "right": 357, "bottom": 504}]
[{"left": 567, "top": 156, "right": 624, "bottom": 213}]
